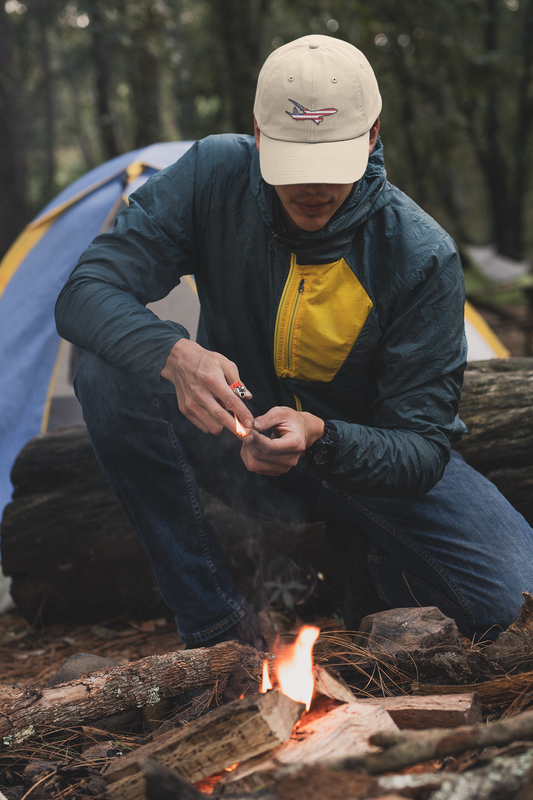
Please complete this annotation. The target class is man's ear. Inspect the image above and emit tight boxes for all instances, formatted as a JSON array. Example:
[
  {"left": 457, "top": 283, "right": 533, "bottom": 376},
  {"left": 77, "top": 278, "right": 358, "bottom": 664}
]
[
  {"left": 254, "top": 118, "right": 261, "bottom": 152},
  {"left": 369, "top": 118, "right": 380, "bottom": 154}
]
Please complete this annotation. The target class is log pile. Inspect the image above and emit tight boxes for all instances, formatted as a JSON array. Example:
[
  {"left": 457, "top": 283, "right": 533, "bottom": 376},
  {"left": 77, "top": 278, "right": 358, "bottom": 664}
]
[
  {"left": 1, "top": 357, "right": 533, "bottom": 625},
  {"left": 0, "top": 602, "right": 532, "bottom": 800}
]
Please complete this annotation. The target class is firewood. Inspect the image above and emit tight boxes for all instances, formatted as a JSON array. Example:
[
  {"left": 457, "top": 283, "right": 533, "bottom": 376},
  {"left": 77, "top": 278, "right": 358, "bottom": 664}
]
[
  {"left": 324, "top": 644, "right": 500, "bottom": 695},
  {"left": 0, "top": 641, "right": 263, "bottom": 747},
  {"left": 357, "top": 692, "right": 482, "bottom": 728},
  {"left": 104, "top": 690, "right": 303, "bottom": 800},
  {"left": 363, "top": 707, "right": 533, "bottom": 774},
  {"left": 412, "top": 671, "right": 533, "bottom": 708},
  {"left": 376, "top": 748, "right": 533, "bottom": 799},
  {"left": 312, "top": 665, "right": 357, "bottom": 704},
  {"left": 219, "top": 701, "right": 398, "bottom": 793}
]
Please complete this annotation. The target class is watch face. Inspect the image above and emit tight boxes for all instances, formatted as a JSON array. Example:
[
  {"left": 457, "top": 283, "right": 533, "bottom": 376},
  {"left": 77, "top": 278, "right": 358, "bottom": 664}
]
[{"left": 315, "top": 445, "right": 332, "bottom": 466}]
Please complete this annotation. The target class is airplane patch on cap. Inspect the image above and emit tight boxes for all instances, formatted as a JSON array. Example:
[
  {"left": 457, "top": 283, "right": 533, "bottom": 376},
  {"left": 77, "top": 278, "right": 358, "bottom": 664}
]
[{"left": 286, "top": 99, "right": 338, "bottom": 125}]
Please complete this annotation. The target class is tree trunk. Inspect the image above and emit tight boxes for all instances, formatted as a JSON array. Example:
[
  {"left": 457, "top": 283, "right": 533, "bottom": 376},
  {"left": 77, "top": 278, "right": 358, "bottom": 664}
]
[
  {"left": 129, "top": 3, "right": 161, "bottom": 148},
  {"left": 207, "top": 0, "right": 272, "bottom": 135},
  {"left": 40, "top": 26, "right": 56, "bottom": 203},
  {"left": 89, "top": 0, "right": 119, "bottom": 160},
  {"left": 0, "top": 6, "right": 27, "bottom": 259}
]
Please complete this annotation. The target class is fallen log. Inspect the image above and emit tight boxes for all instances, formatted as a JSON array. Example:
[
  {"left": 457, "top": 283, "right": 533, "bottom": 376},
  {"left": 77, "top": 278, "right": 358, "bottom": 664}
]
[
  {"left": 3, "top": 357, "right": 533, "bottom": 624},
  {"left": 454, "top": 360, "right": 533, "bottom": 473},
  {"left": 377, "top": 748, "right": 533, "bottom": 800},
  {"left": 364, "top": 707, "right": 533, "bottom": 774},
  {"left": 323, "top": 644, "right": 501, "bottom": 694},
  {"left": 412, "top": 669, "right": 533, "bottom": 709},
  {"left": 0, "top": 641, "right": 263, "bottom": 747},
  {"left": 104, "top": 690, "right": 304, "bottom": 800},
  {"left": 0, "top": 426, "right": 340, "bottom": 624}
]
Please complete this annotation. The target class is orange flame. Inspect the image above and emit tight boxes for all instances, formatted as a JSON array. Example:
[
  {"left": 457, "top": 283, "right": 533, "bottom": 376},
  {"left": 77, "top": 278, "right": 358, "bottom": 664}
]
[
  {"left": 274, "top": 626, "right": 320, "bottom": 711},
  {"left": 260, "top": 658, "right": 272, "bottom": 693},
  {"left": 234, "top": 413, "right": 249, "bottom": 437}
]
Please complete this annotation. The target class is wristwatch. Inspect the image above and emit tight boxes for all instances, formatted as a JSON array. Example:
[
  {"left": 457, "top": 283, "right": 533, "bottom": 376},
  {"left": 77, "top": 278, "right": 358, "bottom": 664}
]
[{"left": 306, "top": 420, "right": 340, "bottom": 467}]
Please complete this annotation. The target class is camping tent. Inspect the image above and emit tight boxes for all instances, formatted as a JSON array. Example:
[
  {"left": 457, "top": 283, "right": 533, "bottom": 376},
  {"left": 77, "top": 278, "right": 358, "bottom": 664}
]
[
  {"left": 0, "top": 142, "right": 509, "bottom": 522},
  {"left": 0, "top": 142, "right": 195, "bottom": 519}
]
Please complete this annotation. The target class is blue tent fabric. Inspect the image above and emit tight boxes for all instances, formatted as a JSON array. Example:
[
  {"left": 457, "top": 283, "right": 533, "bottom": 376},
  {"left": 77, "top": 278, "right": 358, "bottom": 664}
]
[{"left": 0, "top": 141, "right": 193, "bottom": 521}]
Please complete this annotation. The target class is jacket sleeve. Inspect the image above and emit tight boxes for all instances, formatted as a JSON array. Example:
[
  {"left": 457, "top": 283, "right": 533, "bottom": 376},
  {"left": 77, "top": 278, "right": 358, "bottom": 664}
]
[
  {"left": 315, "top": 240, "right": 467, "bottom": 497},
  {"left": 55, "top": 142, "right": 201, "bottom": 382}
]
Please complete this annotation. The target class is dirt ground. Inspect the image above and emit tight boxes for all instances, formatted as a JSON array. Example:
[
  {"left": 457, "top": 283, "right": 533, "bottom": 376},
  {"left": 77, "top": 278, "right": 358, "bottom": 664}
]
[{"left": 0, "top": 610, "right": 183, "bottom": 688}]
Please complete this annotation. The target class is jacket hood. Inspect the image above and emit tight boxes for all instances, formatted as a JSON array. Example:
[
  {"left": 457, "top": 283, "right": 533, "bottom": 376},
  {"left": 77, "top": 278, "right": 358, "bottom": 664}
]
[{"left": 251, "top": 136, "right": 391, "bottom": 264}]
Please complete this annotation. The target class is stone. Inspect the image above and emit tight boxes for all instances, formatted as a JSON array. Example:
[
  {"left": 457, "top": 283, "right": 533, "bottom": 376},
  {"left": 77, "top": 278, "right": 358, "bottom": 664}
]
[
  {"left": 47, "top": 653, "right": 140, "bottom": 733},
  {"left": 47, "top": 653, "right": 119, "bottom": 686},
  {"left": 355, "top": 607, "right": 459, "bottom": 656}
]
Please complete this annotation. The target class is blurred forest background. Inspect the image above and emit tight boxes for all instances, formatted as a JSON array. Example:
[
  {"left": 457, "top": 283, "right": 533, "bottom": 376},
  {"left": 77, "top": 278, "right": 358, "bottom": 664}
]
[{"left": 1, "top": 0, "right": 533, "bottom": 349}]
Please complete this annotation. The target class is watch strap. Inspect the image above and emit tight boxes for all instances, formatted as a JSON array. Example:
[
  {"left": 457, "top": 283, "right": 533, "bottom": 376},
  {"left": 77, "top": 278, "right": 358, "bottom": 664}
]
[{"left": 306, "top": 420, "right": 340, "bottom": 466}]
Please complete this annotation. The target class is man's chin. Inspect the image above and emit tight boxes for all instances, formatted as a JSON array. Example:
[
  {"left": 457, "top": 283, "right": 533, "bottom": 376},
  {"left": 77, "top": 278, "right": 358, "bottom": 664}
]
[{"left": 295, "top": 217, "right": 329, "bottom": 232}]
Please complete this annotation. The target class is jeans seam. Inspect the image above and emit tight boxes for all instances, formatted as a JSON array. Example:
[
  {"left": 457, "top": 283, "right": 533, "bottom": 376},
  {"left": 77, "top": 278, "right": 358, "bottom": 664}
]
[
  {"left": 166, "top": 422, "right": 245, "bottom": 633},
  {"left": 321, "top": 481, "right": 476, "bottom": 627}
]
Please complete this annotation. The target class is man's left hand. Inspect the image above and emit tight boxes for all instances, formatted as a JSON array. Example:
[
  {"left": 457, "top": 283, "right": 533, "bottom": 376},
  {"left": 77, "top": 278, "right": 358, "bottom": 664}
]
[{"left": 240, "top": 407, "right": 324, "bottom": 476}]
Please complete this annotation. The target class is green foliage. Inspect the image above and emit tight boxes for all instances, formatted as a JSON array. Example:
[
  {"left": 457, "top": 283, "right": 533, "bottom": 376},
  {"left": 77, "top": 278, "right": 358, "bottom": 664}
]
[{"left": 2, "top": 0, "right": 533, "bottom": 258}]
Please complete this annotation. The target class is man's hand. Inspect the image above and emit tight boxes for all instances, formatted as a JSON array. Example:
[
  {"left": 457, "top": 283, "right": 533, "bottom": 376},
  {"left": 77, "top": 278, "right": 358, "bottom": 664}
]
[
  {"left": 161, "top": 339, "right": 254, "bottom": 435},
  {"left": 240, "top": 406, "right": 324, "bottom": 476}
]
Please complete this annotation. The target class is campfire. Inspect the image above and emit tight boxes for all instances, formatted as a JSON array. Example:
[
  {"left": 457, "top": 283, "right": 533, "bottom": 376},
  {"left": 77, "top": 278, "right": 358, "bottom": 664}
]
[{"left": 4, "top": 601, "right": 533, "bottom": 800}]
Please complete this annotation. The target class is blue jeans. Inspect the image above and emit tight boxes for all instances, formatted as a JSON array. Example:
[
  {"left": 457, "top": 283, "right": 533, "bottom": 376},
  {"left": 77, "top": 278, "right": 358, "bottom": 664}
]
[{"left": 75, "top": 352, "right": 533, "bottom": 643}]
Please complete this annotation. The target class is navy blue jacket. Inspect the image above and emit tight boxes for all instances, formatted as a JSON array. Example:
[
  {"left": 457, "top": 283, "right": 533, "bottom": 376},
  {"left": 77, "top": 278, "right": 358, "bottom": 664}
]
[{"left": 55, "top": 135, "right": 467, "bottom": 497}]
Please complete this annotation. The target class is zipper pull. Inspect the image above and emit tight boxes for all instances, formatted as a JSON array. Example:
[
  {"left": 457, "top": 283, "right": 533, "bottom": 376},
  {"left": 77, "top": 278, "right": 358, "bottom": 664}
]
[
  {"left": 269, "top": 236, "right": 277, "bottom": 250},
  {"left": 298, "top": 279, "right": 305, "bottom": 293}
]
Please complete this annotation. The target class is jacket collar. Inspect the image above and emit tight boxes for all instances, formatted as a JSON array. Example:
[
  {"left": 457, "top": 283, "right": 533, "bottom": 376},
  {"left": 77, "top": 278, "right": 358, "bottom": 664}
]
[{"left": 251, "top": 137, "right": 391, "bottom": 264}]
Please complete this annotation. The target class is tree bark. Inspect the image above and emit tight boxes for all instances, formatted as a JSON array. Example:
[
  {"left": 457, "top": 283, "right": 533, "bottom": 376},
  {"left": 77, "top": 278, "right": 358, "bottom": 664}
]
[
  {"left": 206, "top": 0, "right": 272, "bottom": 134},
  {"left": 452, "top": 367, "right": 533, "bottom": 471},
  {"left": 128, "top": 2, "right": 161, "bottom": 148},
  {"left": 40, "top": 26, "right": 56, "bottom": 203},
  {"left": 89, "top": 0, "right": 119, "bottom": 160},
  {"left": 0, "top": 5, "right": 27, "bottom": 259},
  {"left": 365, "top": 708, "right": 533, "bottom": 774},
  {"left": 0, "top": 641, "right": 264, "bottom": 747}
]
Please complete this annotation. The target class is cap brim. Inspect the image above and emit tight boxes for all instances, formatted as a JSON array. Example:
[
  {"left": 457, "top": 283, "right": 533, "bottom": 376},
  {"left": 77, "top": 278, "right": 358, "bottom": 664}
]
[{"left": 258, "top": 130, "right": 370, "bottom": 186}]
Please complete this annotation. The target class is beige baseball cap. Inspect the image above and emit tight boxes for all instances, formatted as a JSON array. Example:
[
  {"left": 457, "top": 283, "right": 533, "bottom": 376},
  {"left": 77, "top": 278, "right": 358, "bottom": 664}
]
[{"left": 253, "top": 35, "right": 382, "bottom": 186}]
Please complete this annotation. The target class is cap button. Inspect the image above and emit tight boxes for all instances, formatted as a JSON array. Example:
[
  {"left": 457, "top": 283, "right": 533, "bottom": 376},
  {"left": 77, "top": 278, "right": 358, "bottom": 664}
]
[{"left": 309, "top": 44, "right": 319, "bottom": 49}]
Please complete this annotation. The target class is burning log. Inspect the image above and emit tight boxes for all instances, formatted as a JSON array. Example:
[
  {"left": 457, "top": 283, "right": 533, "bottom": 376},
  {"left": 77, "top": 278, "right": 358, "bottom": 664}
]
[
  {"left": 104, "top": 690, "right": 304, "bottom": 800},
  {"left": 0, "top": 641, "right": 263, "bottom": 747},
  {"left": 217, "top": 701, "right": 398, "bottom": 793}
]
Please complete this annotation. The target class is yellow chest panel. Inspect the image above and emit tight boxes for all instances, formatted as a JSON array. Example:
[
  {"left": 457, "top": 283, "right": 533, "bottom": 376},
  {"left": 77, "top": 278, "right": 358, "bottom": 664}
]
[{"left": 273, "top": 254, "right": 373, "bottom": 383}]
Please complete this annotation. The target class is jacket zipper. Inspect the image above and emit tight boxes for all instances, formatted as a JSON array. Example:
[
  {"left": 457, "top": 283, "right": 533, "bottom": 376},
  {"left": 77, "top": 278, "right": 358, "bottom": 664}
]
[
  {"left": 273, "top": 254, "right": 305, "bottom": 376},
  {"left": 286, "top": 278, "right": 305, "bottom": 371}
]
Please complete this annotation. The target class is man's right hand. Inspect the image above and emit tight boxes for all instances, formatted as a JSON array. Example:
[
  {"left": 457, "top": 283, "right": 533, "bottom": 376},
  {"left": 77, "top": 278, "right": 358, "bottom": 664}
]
[{"left": 161, "top": 339, "right": 254, "bottom": 435}]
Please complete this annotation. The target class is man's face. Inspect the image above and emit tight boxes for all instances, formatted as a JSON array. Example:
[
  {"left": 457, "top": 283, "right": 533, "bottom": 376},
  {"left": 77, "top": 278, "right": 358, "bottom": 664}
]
[
  {"left": 273, "top": 183, "right": 354, "bottom": 235},
  {"left": 254, "top": 118, "right": 380, "bottom": 236}
]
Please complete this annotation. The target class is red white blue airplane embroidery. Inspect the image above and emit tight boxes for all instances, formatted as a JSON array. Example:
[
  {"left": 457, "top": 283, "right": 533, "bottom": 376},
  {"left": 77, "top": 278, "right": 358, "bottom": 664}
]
[{"left": 286, "top": 99, "right": 338, "bottom": 125}]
